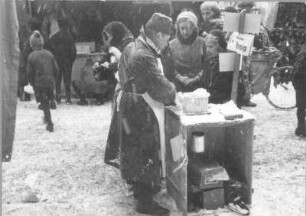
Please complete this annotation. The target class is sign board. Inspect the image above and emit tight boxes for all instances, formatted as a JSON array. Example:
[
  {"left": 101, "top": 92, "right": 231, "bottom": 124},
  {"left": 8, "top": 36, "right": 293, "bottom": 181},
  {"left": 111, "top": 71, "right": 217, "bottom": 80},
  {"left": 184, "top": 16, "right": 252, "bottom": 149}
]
[
  {"left": 223, "top": 12, "right": 240, "bottom": 33},
  {"left": 227, "top": 32, "right": 255, "bottom": 56},
  {"left": 244, "top": 14, "right": 261, "bottom": 34},
  {"left": 219, "top": 52, "right": 242, "bottom": 72},
  {"left": 223, "top": 12, "right": 261, "bottom": 34}
]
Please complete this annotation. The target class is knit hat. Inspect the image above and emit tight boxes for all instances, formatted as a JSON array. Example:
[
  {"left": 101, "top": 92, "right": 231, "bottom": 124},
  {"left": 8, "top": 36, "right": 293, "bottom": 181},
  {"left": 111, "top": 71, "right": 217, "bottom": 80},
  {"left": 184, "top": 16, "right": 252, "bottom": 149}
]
[
  {"left": 200, "top": 2, "right": 221, "bottom": 17},
  {"left": 177, "top": 11, "right": 198, "bottom": 28},
  {"left": 237, "top": 2, "right": 255, "bottom": 9},
  {"left": 29, "top": 30, "right": 44, "bottom": 50},
  {"left": 145, "top": 13, "right": 173, "bottom": 35}
]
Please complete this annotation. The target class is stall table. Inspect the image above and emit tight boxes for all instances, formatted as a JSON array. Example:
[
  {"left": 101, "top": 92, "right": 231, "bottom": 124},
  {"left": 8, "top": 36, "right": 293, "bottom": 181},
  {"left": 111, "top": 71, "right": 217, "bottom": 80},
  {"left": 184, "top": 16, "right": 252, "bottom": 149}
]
[{"left": 165, "top": 106, "right": 255, "bottom": 215}]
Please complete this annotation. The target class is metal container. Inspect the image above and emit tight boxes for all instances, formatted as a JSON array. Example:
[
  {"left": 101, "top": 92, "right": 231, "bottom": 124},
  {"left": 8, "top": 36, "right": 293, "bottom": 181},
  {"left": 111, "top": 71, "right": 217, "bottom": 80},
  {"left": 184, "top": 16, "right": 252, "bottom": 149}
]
[{"left": 191, "top": 132, "right": 205, "bottom": 153}]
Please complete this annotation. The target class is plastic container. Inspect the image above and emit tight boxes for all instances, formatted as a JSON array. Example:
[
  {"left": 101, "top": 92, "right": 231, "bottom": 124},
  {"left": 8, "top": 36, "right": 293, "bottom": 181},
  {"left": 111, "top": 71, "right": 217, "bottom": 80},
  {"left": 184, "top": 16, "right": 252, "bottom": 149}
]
[{"left": 182, "top": 89, "right": 210, "bottom": 115}]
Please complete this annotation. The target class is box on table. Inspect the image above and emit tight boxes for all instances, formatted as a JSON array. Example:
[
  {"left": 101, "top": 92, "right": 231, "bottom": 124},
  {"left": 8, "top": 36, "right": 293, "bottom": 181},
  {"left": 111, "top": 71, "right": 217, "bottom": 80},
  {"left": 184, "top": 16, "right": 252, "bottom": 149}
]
[
  {"left": 203, "top": 187, "right": 225, "bottom": 210},
  {"left": 188, "top": 159, "right": 226, "bottom": 190},
  {"left": 76, "top": 42, "right": 95, "bottom": 53}
]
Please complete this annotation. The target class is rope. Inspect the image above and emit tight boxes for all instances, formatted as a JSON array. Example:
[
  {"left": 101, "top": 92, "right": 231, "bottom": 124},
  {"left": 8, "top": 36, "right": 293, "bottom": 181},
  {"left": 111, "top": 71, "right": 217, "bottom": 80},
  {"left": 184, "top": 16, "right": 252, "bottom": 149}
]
[{"left": 264, "top": 94, "right": 296, "bottom": 110}]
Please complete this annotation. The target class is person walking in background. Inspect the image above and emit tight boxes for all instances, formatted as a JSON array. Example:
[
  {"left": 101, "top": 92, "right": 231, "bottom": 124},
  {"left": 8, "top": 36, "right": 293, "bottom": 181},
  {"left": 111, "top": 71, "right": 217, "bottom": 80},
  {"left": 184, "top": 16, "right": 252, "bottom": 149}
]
[
  {"left": 18, "top": 17, "right": 42, "bottom": 102},
  {"left": 27, "top": 31, "right": 59, "bottom": 132},
  {"left": 45, "top": 18, "right": 76, "bottom": 104},
  {"left": 292, "top": 42, "right": 306, "bottom": 137},
  {"left": 117, "top": 13, "right": 176, "bottom": 215},
  {"left": 169, "top": 10, "right": 207, "bottom": 92},
  {"left": 199, "top": 1, "right": 223, "bottom": 37}
]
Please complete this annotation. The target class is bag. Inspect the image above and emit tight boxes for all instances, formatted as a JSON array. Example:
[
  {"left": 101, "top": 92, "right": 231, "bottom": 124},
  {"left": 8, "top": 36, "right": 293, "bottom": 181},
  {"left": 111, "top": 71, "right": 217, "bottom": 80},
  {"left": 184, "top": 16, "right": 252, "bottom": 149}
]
[{"left": 24, "top": 84, "right": 34, "bottom": 95}]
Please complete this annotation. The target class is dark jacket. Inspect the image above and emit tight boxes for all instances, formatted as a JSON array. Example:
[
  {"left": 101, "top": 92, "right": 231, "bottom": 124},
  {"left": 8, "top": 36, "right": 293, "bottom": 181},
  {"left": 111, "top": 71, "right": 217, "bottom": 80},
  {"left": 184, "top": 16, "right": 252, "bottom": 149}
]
[
  {"left": 27, "top": 49, "right": 58, "bottom": 88},
  {"left": 293, "top": 44, "right": 306, "bottom": 108},
  {"left": 117, "top": 31, "right": 176, "bottom": 184},
  {"left": 45, "top": 29, "right": 76, "bottom": 66},
  {"left": 293, "top": 44, "right": 306, "bottom": 90},
  {"left": 104, "top": 35, "right": 135, "bottom": 169},
  {"left": 19, "top": 38, "right": 33, "bottom": 86},
  {"left": 204, "top": 55, "right": 245, "bottom": 105}
]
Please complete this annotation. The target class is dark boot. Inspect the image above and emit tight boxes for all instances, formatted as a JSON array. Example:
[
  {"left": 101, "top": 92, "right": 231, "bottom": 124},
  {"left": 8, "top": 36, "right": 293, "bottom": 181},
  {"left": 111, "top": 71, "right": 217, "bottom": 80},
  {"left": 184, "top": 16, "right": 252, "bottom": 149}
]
[
  {"left": 136, "top": 199, "right": 170, "bottom": 216},
  {"left": 135, "top": 182, "right": 169, "bottom": 216},
  {"left": 50, "top": 100, "right": 57, "bottom": 109},
  {"left": 295, "top": 124, "right": 306, "bottom": 137},
  {"left": 66, "top": 92, "right": 72, "bottom": 104},
  {"left": 77, "top": 99, "right": 88, "bottom": 106},
  {"left": 46, "top": 122, "right": 54, "bottom": 132},
  {"left": 56, "top": 93, "right": 61, "bottom": 103},
  {"left": 19, "top": 87, "right": 25, "bottom": 101},
  {"left": 42, "top": 99, "right": 54, "bottom": 132},
  {"left": 295, "top": 107, "right": 306, "bottom": 137},
  {"left": 56, "top": 81, "right": 61, "bottom": 103},
  {"left": 24, "top": 92, "right": 31, "bottom": 101},
  {"left": 242, "top": 100, "right": 257, "bottom": 107}
]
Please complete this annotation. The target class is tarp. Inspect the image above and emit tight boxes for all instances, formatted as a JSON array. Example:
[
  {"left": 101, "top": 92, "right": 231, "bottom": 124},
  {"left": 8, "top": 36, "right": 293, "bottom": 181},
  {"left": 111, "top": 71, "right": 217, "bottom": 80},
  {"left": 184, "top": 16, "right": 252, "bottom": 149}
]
[{"left": 1, "top": 0, "right": 19, "bottom": 162}]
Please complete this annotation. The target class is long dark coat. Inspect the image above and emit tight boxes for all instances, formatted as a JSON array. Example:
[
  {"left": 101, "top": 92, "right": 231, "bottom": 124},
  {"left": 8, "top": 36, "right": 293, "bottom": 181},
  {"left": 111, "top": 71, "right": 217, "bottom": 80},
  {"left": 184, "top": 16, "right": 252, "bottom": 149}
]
[
  {"left": 104, "top": 36, "right": 134, "bottom": 168},
  {"left": 45, "top": 29, "right": 76, "bottom": 72},
  {"left": 116, "top": 32, "right": 176, "bottom": 184},
  {"left": 292, "top": 44, "right": 306, "bottom": 124},
  {"left": 19, "top": 38, "right": 33, "bottom": 86}
]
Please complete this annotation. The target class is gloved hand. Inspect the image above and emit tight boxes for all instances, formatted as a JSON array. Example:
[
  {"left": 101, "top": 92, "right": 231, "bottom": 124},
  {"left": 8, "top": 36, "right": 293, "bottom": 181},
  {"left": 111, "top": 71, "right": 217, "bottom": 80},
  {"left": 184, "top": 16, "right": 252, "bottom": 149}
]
[
  {"left": 180, "top": 76, "right": 199, "bottom": 87},
  {"left": 93, "top": 62, "right": 100, "bottom": 70},
  {"left": 185, "top": 76, "right": 200, "bottom": 87},
  {"left": 177, "top": 75, "right": 191, "bottom": 85},
  {"left": 100, "top": 61, "right": 110, "bottom": 69}
]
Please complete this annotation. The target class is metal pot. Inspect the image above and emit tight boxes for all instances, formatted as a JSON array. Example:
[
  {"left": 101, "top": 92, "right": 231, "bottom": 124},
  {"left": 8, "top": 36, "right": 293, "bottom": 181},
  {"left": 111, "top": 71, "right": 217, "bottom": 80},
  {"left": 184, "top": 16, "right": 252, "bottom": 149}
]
[{"left": 191, "top": 132, "right": 205, "bottom": 153}]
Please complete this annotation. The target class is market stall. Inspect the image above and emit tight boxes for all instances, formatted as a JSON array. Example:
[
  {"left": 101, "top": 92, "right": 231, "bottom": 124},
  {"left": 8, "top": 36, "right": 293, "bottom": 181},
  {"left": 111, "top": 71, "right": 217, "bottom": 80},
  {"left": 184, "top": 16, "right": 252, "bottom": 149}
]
[{"left": 165, "top": 101, "right": 254, "bottom": 215}]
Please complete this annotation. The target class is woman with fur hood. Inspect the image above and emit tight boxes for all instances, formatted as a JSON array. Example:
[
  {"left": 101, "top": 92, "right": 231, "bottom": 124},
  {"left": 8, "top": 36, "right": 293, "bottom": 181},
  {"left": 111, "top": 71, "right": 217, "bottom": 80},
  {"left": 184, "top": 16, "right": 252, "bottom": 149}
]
[
  {"left": 199, "top": 2, "right": 223, "bottom": 37},
  {"left": 169, "top": 10, "right": 207, "bottom": 92}
]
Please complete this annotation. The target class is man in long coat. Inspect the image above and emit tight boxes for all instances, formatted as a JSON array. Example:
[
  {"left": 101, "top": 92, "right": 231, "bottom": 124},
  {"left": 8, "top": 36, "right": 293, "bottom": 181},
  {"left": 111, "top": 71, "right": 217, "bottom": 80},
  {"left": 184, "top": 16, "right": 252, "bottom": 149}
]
[
  {"left": 118, "top": 13, "right": 176, "bottom": 215},
  {"left": 45, "top": 18, "right": 76, "bottom": 104},
  {"left": 293, "top": 42, "right": 306, "bottom": 137}
]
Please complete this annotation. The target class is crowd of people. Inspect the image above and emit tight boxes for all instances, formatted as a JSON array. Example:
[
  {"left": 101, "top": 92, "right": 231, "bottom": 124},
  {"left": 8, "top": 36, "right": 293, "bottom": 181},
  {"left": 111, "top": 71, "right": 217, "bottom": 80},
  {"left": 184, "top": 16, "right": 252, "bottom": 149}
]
[{"left": 22, "top": 2, "right": 305, "bottom": 215}]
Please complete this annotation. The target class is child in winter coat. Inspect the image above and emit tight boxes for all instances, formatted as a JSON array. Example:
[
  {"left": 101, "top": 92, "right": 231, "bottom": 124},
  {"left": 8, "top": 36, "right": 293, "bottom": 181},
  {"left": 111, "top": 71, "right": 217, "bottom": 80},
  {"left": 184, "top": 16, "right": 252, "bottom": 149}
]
[
  {"left": 27, "top": 31, "right": 59, "bottom": 132},
  {"left": 292, "top": 42, "right": 306, "bottom": 137}
]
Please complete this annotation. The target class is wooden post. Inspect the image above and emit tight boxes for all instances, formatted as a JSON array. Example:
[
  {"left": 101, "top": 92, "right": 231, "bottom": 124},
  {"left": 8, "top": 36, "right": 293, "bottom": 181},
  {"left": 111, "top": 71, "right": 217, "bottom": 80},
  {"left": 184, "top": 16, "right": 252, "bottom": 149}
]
[
  {"left": 0, "top": 2, "right": 3, "bottom": 213},
  {"left": 231, "top": 11, "right": 246, "bottom": 102}
]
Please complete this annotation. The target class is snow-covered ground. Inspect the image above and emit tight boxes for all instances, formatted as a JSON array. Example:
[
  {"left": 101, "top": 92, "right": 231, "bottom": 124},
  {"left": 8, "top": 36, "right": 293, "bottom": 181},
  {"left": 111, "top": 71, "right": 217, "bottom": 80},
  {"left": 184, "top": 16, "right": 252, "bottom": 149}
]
[{"left": 2, "top": 82, "right": 305, "bottom": 216}]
